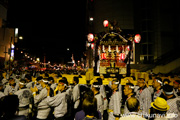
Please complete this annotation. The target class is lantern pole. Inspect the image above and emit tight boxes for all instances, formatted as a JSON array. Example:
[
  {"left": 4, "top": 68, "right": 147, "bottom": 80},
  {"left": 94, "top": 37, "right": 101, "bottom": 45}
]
[
  {"left": 126, "top": 40, "right": 132, "bottom": 77},
  {"left": 126, "top": 34, "right": 141, "bottom": 77}
]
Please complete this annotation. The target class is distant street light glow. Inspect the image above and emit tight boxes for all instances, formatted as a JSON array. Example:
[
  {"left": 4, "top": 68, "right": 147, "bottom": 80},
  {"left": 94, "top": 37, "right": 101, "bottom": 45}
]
[
  {"left": 19, "top": 36, "right": 23, "bottom": 40},
  {"left": 15, "top": 28, "right": 18, "bottom": 37},
  {"left": 36, "top": 58, "right": 40, "bottom": 62},
  {"left": 90, "top": 17, "right": 94, "bottom": 21},
  {"left": 11, "top": 44, "right": 15, "bottom": 49}
]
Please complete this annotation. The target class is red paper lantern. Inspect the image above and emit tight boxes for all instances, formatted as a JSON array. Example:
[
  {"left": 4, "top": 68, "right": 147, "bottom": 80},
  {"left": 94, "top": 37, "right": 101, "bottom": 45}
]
[
  {"left": 91, "top": 43, "right": 94, "bottom": 49},
  {"left": 87, "top": 33, "right": 94, "bottom": 42},
  {"left": 119, "top": 53, "right": 125, "bottom": 60},
  {"left": 126, "top": 45, "right": 130, "bottom": 51},
  {"left": 101, "top": 53, "right": 106, "bottom": 60},
  {"left": 134, "top": 34, "right": 141, "bottom": 43},
  {"left": 103, "top": 20, "right": 109, "bottom": 27}
]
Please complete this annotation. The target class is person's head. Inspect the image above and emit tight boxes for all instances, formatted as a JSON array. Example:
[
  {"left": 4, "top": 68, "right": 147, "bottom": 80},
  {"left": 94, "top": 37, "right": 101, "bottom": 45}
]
[
  {"left": 111, "top": 78, "right": 119, "bottom": 91},
  {"left": 137, "top": 78, "right": 146, "bottom": 88},
  {"left": 45, "top": 73, "right": 49, "bottom": 78},
  {"left": 83, "top": 89, "right": 94, "bottom": 101},
  {"left": 15, "top": 74, "right": 20, "bottom": 79},
  {"left": 173, "top": 80, "right": 180, "bottom": 89},
  {"left": 99, "top": 74, "right": 104, "bottom": 80},
  {"left": 57, "top": 72, "right": 62, "bottom": 77},
  {"left": 48, "top": 77, "right": 54, "bottom": 84},
  {"left": 9, "top": 78, "right": 15, "bottom": 86},
  {"left": 41, "top": 78, "right": 50, "bottom": 88},
  {"left": 58, "top": 79, "right": 68, "bottom": 92},
  {"left": 25, "top": 74, "right": 32, "bottom": 83},
  {"left": 19, "top": 79, "right": 26, "bottom": 89},
  {"left": 96, "top": 78, "right": 102, "bottom": 85},
  {"left": 163, "top": 79, "right": 170, "bottom": 85},
  {"left": 151, "top": 97, "right": 169, "bottom": 115},
  {"left": 153, "top": 77, "right": 163, "bottom": 89},
  {"left": 36, "top": 76, "right": 43, "bottom": 85},
  {"left": 126, "top": 97, "right": 140, "bottom": 112},
  {"left": 62, "top": 77, "right": 67, "bottom": 81},
  {"left": 163, "top": 84, "right": 174, "bottom": 97},
  {"left": 124, "top": 83, "right": 134, "bottom": 96},
  {"left": 73, "top": 76, "right": 79, "bottom": 85},
  {"left": 91, "top": 82, "right": 100, "bottom": 93},
  {"left": 2, "top": 95, "right": 19, "bottom": 116},
  {"left": 82, "top": 97, "right": 97, "bottom": 116}
]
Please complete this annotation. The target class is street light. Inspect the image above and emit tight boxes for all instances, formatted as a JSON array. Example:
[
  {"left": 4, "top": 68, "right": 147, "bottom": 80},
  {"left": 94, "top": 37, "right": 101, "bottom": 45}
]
[{"left": 10, "top": 44, "right": 15, "bottom": 61}]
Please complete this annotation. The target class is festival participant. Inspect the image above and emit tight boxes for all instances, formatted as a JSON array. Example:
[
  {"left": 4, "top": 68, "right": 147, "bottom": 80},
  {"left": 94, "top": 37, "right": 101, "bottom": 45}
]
[
  {"left": 150, "top": 97, "right": 169, "bottom": 120},
  {"left": 91, "top": 81, "right": 104, "bottom": 117},
  {"left": 0, "top": 95, "right": 27, "bottom": 120},
  {"left": 160, "top": 84, "right": 180, "bottom": 120},
  {"left": 159, "top": 84, "right": 176, "bottom": 100},
  {"left": 25, "top": 74, "right": 33, "bottom": 89},
  {"left": 0, "top": 82, "right": 5, "bottom": 99},
  {"left": 35, "top": 76, "right": 43, "bottom": 92},
  {"left": 82, "top": 97, "right": 99, "bottom": 120},
  {"left": 135, "top": 78, "right": 152, "bottom": 115},
  {"left": 4, "top": 77, "right": 18, "bottom": 95},
  {"left": 123, "top": 83, "right": 136, "bottom": 114},
  {"left": 75, "top": 90, "right": 102, "bottom": 120},
  {"left": 173, "top": 80, "right": 180, "bottom": 97},
  {"left": 108, "top": 79, "right": 122, "bottom": 120},
  {"left": 14, "top": 73, "right": 21, "bottom": 84},
  {"left": 119, "top": 97, "right": 146, "bottom": 120},
  {"left": 152, "top": 77, "right": 163, "bottom": 101},
  {"left": 49, "top": 77, "right": 57, "bottom": 90},
  {"left": 15, "top": 79, "right": 33, "bottom": 118},
  {"left": 163, "top": 79, "right": 170, "bottom": 85},
  {"left": 97, "top": 77, "right": 108, "bottom": 115},
  {"left": 1, "top": 71, "right": 8, "bottom": 85},
  {"left": 46, "top": 79, "right": 68, "bottom": 120},
  {"left": 31, "top": 78, "right": 53, "bottom": 120},
  {"left": 72, "top": 76, "right": 81, "bottom": 112}
]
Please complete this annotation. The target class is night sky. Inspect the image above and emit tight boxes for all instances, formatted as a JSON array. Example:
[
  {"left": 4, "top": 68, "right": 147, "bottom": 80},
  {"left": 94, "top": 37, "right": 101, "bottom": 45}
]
[{"left": 7, "top": 0, "right": 87, "bottom": 63}]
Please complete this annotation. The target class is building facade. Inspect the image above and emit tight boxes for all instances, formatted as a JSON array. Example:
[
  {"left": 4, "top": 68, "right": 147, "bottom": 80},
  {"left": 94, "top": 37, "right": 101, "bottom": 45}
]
[
  {"left": 0, "top": 1, "right": 15, "bottom": 69},
  {"left": 86, "top": 0, "right": 180, "bottom": 73}
]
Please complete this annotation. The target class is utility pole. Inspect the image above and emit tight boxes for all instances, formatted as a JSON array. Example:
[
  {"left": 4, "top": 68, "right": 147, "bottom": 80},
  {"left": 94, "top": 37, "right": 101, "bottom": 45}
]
[
  {"left": 4, "top": 46, "right": 7, "bottom": 66},
  {"left": 7, "top": 37, "right": 13, "bottom": 78}
]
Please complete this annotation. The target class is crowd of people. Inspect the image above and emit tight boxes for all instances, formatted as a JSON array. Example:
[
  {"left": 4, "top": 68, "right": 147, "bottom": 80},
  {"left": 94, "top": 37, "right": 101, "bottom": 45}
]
[{"left": 0, "top": 69, "right": 180, "bottom": 120}]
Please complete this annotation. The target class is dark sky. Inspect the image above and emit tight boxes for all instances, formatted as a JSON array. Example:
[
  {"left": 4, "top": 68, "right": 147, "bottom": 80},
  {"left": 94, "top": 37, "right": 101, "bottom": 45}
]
[{"left": 7, "top": 0, "right": 87, "bottom": 63}]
